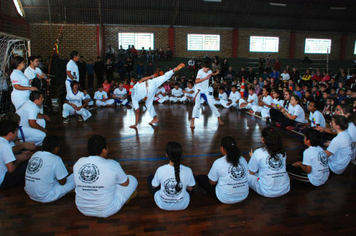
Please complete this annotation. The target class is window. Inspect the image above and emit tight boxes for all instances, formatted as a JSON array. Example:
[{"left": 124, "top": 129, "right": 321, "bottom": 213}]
[
  {"left": 304, "top": 38, "right": 332, "bottom": 54},
  {"left": 187, "top": 34, "right": 220, "bottom": 51},
  {"left": 118, "top": 33, "right": 154, "bottom": 50},
  {"left": 249, "top": 36, "right": 279, "bottom": 52}
]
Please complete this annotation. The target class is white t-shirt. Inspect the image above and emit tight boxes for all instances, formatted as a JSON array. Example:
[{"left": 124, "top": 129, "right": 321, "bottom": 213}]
[
  {"left": 74, "top": 156, "right": 128, "bottom": 217},
  {"left": 217, "top": 92, "right": 228, "bottom": 101},
  {"left": 208, "top": 156, "right": 249, "bottom": 204},
  {"left": 347, "top": 122, "right": 356, "bottom": 160},
  {"left": 327, "top": 131, "right": 353, "bottom": 174},
  {"left": 10, "top": 69, "right": 31, "bottom": 102},
  {"left": 302, "top": 146, "right": 329, "bottom": 186},
  {"left": 66, "top": 90, "right": 85, "bottom": 107},
  {"left": 228, "top": 91, "right": 241, "bottom": 102},
  {"left": 309, "top": 110, "right": 326, "bottom": 127},
  {"left": 84, "top": 94, "right": 92, "bottom": 101},
  {"left": 94, "top": 91, "right": 109, "bottom": 100},
  {"left": 272, "top": 99, "right": 284, "bottom": 108},
  {"left": 113, "top": 88, "right": 127, "bottom": 97},
  {"left": 66, "top": 60, "right": 79, "bottom": 82},
  {"left": 262, "top": 95, "right": 273, "bottom": 109},
  {"left": 16, "top": 100, "right": 39, "bottom": 128},
  {"left": 195, "top": 69, "right": 212, "bottom": 92},
  {"left": 247, "top": 93, "right": 258, "bottom": 105},
  {"left": 288, "top": 104, "right": 305, "bottom": 123},
  {"left": 25, "top": 151, "right": 68, "bottom": 202},
  {"left": 152, "top": 164, "right": 195, "bottom": 211},
  {"left": 0, "top": 137, "right": 16, "bottom": 185},
  {"left": 155, "top": 87, "right": 166, "bottom": 96},
  {"left": 281, "top": 73, "right": 290, "bottom": 81},
  {"left": 24, "top": 66, "right": 42, "bottom": 80},
  {"left": 188, "top": 59, "right": 195, "bottom": 66},
  {"left": 171, "top": 88, "right": 183, "bottom": 97},
  {"left": 248, "top": 148, "right": 290, "bottom": 197}
]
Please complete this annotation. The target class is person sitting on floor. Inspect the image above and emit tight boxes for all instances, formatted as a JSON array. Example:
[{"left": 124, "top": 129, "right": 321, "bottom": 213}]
[
  {"left": 0, "top": 120, "right": 32, "bottom": 189},
  {"left": 94, "top": 85, "right": 115, "bottom": 107},
  {"left": 24, "top": 135, "right": 75, "bottom": 203},
  {"left": 287, "top": 129, "right": 329, "bottom": 186},
  {"left": 74, "top": 135, "right": 138, "bottom": 218}
]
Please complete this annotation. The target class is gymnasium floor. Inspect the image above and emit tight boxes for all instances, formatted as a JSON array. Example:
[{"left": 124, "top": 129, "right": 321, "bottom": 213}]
[{"left": 1, "top": 103, "right": 355, "bottom": 235}]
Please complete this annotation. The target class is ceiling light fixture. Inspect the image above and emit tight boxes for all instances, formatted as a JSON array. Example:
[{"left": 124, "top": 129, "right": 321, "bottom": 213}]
[
  {"left": 270, "top": 2, "right": 287, "bottom": 7},
  {"left": 330, "top": 7, "right": 346, "bottom": 10}
]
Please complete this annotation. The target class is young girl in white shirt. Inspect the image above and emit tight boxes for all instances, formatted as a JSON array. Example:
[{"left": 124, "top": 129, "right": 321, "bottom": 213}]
[
  {"left": 195, "top": 136, "right": 249, "bottom": 204},
  {"left": 248, "top": 127, "right": 290, "bottom": 197},
  {"left": 148, "top": 142, "right": 195, "bottom": 211}
]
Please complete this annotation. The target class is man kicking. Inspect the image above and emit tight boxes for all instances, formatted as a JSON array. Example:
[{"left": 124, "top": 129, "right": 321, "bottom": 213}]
[{"left": 130, "top": 63, "right": 185, "bottom": 128}]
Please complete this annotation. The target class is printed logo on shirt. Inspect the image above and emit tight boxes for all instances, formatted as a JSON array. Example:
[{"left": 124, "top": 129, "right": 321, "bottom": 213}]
[
  {"left": 266, "top": 154, "right": 284, "bottom": 171},
  {"left": 312, "top": 118, "right": 316, "bottom": 126},
  {"left": 27, "top": 157, "right": 43, "bottom": 174},
  {"left": 229, "top": 163, "right": 246, "bottom": 181},
  {"left": 78, "top": 163, "right": 100, "bottom": 184},
  {"left": 163, "top": 178, "right": 183, "bottom": 197},
  {"left": 318, "top": 151, "right": 328, "bottom": 167}
]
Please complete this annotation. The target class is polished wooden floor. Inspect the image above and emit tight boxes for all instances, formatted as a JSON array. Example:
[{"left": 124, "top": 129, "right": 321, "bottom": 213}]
[{"left": 1, "top": 103, "right": 356, "bottom": 235}]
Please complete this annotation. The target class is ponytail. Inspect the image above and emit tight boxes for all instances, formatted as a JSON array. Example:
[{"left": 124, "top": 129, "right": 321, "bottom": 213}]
[
  {"left": 221, "top": 136, "right": 240, "bottom": 167},
  {"left": 166, "top": 141, "right": 183, "bottom": 192}
]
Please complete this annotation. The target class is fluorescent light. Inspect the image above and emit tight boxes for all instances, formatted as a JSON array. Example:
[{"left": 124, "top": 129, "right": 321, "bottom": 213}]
[
  {"left": 270, "top": 2, "right": 287, "bottom": 7},
  {"left": 330, "top": 7, "right": 346, "bottom": 10},
  {"left": 13, "top": 0, "right": 25, "bottom": 17},
  {"left": 204, "top": 0, "right": 222, "bottom": 2}
]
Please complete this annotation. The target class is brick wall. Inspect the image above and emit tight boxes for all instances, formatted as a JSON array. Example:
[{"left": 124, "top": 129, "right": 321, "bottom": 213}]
[
  {"left": 30, "top": 24, "right": 97, "bottom": 60},
  {"left": 28, "top": 24, "right": 356, "bottom": 61}
]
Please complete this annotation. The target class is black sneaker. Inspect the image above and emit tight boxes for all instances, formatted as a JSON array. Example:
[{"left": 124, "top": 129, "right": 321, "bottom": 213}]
[
  {"left": 77, "top": 116, "right": 84, "bottom": 122},
  {"left": 63, "top": 118, "right": 71, "bottom": 123}
]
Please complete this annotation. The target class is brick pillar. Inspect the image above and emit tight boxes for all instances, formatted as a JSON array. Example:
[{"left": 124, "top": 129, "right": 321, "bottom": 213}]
[
  {"left": 168, "top": 27, "right": 175, "bottom": 52},
  {"left": 232, "top": 29, "right": 238, "bottom": 58},
  {"left": 340, "top": 33, "right": 347, "bottom": 60},
  {"left": 289, "top": 31, "right": 296, "bottom": 59}
]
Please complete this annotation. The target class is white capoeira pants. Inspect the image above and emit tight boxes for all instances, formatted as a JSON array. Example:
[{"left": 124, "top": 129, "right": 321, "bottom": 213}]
[
  {"left": 76, "top": 175, "right": 138, "bottom": 218},
  {"left": 88, "top": 100, "right": 94, "bottom": 106},
  {"left": 27, "top": 174, "right": 75, "bottom": 203},
  {"left": 96, "top": 99, "right": 115, "bottom": 107},
  {"left": 192, "top": 90, "right": 221, "bottom": 119},
  {"left": 251, "top": 105, "right": 271, "bottom": 118},
  {"left": 132, "top": 70, "right": 174, "bottom": 118},
  {"left": 239, "top": 99, "right": 253, "bottom": 109},
  {"left": 11, "top": 93, "right": 29, "bottom": 110},
  {"left": 65, "top": 80, "right": 72, "bottom": 95},
  {"left": 155, "top": 95, "right": 169, "bottom": 104},
  {"left": 220, "top": 100, "right": 239, "bottom": 108},
  {"left": 62, "top": 104, "right": 92, "bottom": 121},
  {"left": 169, "top": 97, "right": 185, "bottom": 103},
  {"left": 18, "top": 119, "right": 46, "bottom": 146}
]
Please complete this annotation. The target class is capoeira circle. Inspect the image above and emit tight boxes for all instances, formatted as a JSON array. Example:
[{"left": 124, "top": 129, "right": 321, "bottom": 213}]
[{"left": 129, "top": 63, "right": 185, "bottom": 128}]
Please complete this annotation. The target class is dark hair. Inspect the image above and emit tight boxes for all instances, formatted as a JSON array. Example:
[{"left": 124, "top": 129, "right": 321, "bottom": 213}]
[
  {"left": 1, "top": 112, "right": 20, "bottom": 124},
  {"left": 166, "top": 141, "right": 183, "bottom": 192},
  {"left": 339, "top": 104, "right": 353, "bottom": 122},
  {"left": 70, "top": 80, "right": 79, "bottom": 89},
  {"left": 261, "top": 127, "right": 285, "bottom": 160},
  {"left": 29, "top": 91, "right": 43, "bottom": 102},
  {"left": 70, "top": 51, "right": 79, "bottom": 59},
  {"left": 332, "top": 115, "right": 349, "bottom": 131},
  {"left": 263, "top": 86, "right": 271, "bottom": 94},
  {"left": 221, "top": 136, "right": 240, "bottom": 167},
  {"left": 248, "top": 87, "right": 255, "bottom": 91},
  {"left": 219, "top": 86, "right": 225, "bottom": 91},
  {"left": 231, "top": 85, "right": 237, "bottom": 89},
  {"left": 88, "top": 135, "right": 107, "bottom": 156},
  {"left": 28, "top": 55, "right": 38, "bottom": 66},
  {"left": 309, "top": 100, "right": 317, "bottom": 108},
  {"left": 0, "top": 120, "right": 18, "bottom": 136},
  {"left": 11, "top": 56, "right": 24, "bottom": 70},
  {"left": 304, "top": 129, "right": 322, "bottom": 147},
  {"left": 291, "top": 95, "right": 300, "bottom": 104},
  {"left": 202, "top": 60, "right": 211, "bottom": 68},
  {"left": 43, "top": 135, "right": 59, "bottom": 152}
]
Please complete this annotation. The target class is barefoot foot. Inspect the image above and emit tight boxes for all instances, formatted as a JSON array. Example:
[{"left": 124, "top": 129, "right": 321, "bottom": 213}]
[
  {"left": 173, "top": 63, "right": 185, "bottom": 72},
  {"left": 149, "top": 117, "right": 159, "bottom": 125},
  {"left": 129, "top": 124, "right": 137, "bottom": 128}
]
